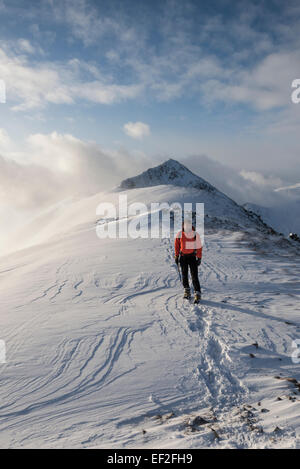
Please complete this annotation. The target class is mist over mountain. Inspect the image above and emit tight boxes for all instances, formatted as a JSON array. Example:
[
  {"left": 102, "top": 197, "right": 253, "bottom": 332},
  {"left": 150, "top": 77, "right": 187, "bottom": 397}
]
[{"left": 2, "top": 158, "right": 299, "bottom": 259}]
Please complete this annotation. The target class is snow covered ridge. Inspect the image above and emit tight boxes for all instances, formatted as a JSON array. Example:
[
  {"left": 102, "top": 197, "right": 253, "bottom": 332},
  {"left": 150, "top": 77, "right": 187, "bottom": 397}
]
[
  {"left": 3, "top": 158, "right": 297, "bottom": 257},
  {"left": 117, "top": 159, "right": 284, "bottom": 237},
  {"left": 96, "top": 196, "right": 205, "bottom": 240},
  {"left": 0, "top": 159, "right": 300, "bottom": 448}
]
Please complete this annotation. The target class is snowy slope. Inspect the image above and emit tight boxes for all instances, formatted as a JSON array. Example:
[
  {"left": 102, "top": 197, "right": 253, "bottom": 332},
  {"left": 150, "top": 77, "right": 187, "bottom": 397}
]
[
  {"left": 0, "top": 160, "right": 299, "bottom": 449},
  {"left": 244, "top": 201, "right": 300, "bottom": 237},
  {"left": 2, "top": 160, "right": 278, "bottom": 257},
  {"left": 244, "top": 180, "right": 300, "bottom": 237}
]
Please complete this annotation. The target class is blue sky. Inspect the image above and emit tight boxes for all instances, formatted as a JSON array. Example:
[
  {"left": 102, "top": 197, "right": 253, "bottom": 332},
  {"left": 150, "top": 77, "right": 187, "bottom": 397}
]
[{"left": 0, "top": 0, "right": 300, "bottom": 224}]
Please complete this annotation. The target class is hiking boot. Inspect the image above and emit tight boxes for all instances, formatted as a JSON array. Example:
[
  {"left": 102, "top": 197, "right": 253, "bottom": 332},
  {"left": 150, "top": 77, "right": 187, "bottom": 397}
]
[{"left": 194, "top": 292, "right": 201, "bottom": 304}]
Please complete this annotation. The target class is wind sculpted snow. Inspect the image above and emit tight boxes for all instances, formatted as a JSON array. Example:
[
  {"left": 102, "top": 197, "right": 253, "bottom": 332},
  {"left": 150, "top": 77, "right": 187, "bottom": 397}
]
[{"left": 0, "top": 163, "right": 299, "bottom": 448}]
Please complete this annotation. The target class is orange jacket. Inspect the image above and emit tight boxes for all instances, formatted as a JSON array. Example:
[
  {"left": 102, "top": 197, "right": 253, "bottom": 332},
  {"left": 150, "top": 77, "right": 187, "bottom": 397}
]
[{"left": 175, "top": 228, "right": 202, "bottom": 258}]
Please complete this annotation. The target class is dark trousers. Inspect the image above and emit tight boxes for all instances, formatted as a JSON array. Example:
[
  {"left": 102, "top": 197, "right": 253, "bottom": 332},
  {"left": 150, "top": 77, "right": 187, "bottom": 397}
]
[{"left": 180, "top": 254, "right": 201, "bottom": 293}]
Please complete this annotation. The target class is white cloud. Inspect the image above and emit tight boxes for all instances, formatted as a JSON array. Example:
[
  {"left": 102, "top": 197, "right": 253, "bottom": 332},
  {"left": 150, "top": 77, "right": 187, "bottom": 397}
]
[
  {"left": 275, "top": 182, "right": 300, "bottom": 192},
  {"left": 1, "top": 0, "right": 300, "bottom": 123},
  {"left": 182, "top": 154, "right": 287, "bottom": 207},
  {"left": 202, "top": 51, "right": 300, "bottom": 111},
  {"left": 0, "top": 128, "right": 11, "bottom": 150},
  {"left": 0, "top": 128, "right": 154, "bottom": 254},
  {"left": 0, "top": 37, "right": 44, "bottom": 58},
  {"left": 0, "top": 48, "right": 141, "bottom": 111},
  {"left": 1, "top": 1, "right": 298, "bottom": 113},
  {"left": 240, "top": 170, "right": 283, "bottom": 187},
  {"left": 17, "top": 39, "right": 36, "bottom": 54},
  {"left": 0, "top": 48, "right": 72, "bottom": 110},
  {"left": 51, "top": 0, "right": 123, "bottom": 46},
  {"left": 75, "top": 82, "right": 142, "bottom": 105},
  {"left": 0, "top": 130, "right": 152, "bottom": 211},
  {"left": 123, "top": 121, "right": 150, "bottom": 140}
]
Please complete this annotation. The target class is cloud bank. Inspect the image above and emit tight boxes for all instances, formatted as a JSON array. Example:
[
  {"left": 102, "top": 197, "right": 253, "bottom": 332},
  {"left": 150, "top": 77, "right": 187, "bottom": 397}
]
[
  {"left": 181, "top": 154, "right": 297, "bottom": 207},
  {"left": 0, "top": 47, "right": 142, "bottom": 111},
  {"left": 0, "top": 129, "right": 153, "bottom": 254},
  {"left": 0, "top": 131, "right": 153, "bottom": 211},
  {"left": 2, "top": 0, "right": 300, "bottom": 114}
]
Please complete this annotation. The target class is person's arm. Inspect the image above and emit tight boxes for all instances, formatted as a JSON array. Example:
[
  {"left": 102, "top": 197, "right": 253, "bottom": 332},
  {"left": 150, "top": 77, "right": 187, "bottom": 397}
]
[
  {"left": 174, "top": 232, "right": 181, "bottom": 258},
  {"left": 195, "top": 232, "right": 202, "bottom": 259}
]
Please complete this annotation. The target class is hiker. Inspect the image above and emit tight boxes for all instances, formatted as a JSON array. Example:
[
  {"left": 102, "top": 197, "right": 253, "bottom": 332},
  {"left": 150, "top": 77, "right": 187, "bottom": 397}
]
[{"left": 174, "top": 220, "right": 202, "bottom": 303}]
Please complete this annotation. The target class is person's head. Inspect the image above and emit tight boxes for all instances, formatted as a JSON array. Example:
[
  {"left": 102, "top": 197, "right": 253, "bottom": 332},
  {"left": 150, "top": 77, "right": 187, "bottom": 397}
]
[{"left": 183, "top": 219, "right": 192, "bottom": 232}]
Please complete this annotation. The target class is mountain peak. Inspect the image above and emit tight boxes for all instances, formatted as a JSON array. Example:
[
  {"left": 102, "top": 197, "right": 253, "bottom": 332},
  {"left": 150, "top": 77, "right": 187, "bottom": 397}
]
[{"left": 119, "top": 158, "right": 215, "bottom": 192}]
